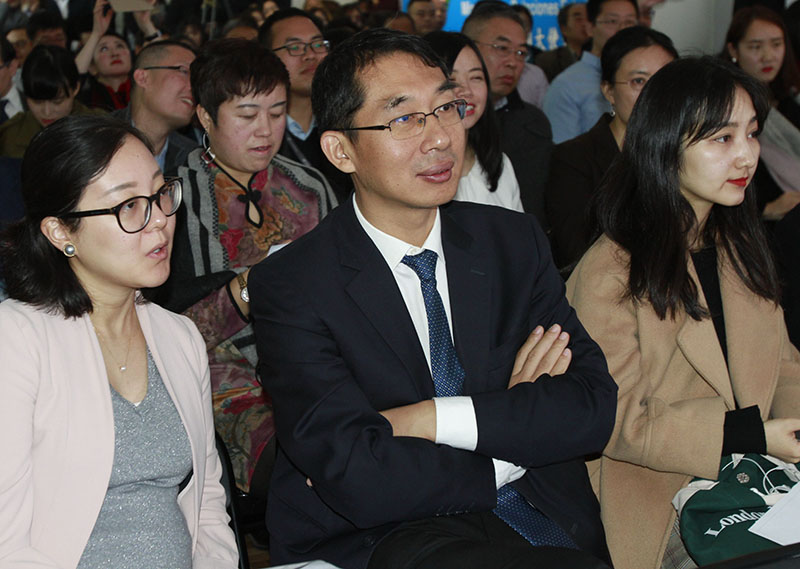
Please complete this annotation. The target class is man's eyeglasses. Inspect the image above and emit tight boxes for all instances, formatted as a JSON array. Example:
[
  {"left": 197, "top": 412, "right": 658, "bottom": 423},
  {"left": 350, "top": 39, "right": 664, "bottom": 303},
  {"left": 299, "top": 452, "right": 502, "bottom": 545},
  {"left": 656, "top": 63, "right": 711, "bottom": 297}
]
[
  {"left": 477, "top": 41, "right": 529, "bottom": 61},
  {"left": 273, "top": 40, "right": 330, "bottom": 56},
  {"left": 595, "top": 17, "right": 638, "bottom": 29},
  {"left": 60, "top": 178, "right": 182, "bottom": 234},
  {"left": 141, "top": 64, "right": 190, "bottom": 76},
  {"left": 337, "top": 99, "right": 467, "bottom": 141}
]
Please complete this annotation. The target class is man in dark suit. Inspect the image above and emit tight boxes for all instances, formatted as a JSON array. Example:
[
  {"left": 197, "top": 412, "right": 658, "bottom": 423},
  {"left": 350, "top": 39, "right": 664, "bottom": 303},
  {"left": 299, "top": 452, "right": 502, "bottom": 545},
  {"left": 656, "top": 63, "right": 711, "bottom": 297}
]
[
  {"left": 250, "top": 29, "right": 616, "bottom": 569},
  {"left": 113, "top": 40, "right": 198, "bottom": 177}
]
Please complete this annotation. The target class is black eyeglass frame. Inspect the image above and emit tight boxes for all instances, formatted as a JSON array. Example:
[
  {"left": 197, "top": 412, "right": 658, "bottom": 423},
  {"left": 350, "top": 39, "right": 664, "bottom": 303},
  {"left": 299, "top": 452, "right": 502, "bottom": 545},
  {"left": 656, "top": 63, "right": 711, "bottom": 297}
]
[
  {"left": 337, "top": 99, "right": 468, "bottom": 140},
  {"left": 59, "top": 177, "right": 183, "bottom": 234},
  {"left": 272, "top": 40, "right": 331, "bottom": 56}
]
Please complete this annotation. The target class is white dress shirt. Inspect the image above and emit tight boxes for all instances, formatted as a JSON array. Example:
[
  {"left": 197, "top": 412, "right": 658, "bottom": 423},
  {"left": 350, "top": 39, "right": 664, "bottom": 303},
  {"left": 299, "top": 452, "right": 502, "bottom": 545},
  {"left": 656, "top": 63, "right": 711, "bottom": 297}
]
[{"left": 353, "top": 195, "right": 525, "bottom": 488}]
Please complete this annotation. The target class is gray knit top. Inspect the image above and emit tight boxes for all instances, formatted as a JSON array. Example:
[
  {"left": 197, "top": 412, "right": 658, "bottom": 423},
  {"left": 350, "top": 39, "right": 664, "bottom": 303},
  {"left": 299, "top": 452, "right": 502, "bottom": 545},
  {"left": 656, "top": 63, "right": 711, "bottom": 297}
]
[{"left": 77, "top": 349, "right": 193, "bottom": 569}]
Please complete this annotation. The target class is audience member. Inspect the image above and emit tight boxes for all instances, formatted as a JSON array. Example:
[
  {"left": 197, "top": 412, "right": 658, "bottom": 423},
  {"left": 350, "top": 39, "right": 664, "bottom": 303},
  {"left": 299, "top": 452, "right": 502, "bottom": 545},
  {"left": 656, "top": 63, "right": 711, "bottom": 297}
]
[
  {"left": 6, "top": 26, "right": 31, "bottom": 64},
  {"left": 425, "top": 31, "right": 522, "bottom": 211},
  {"left": 146, "top": 38, "right": 336, "bottom": 498},
  {"left": 463, "top": 1, "right": 553, "bottom": 229},
  {"left": 0, "top": 0, "right": 28, "bottom": 35},
  {"left": 0, "top": 37, "right": 22, "bottom": 123},
  {"left": 26, "top": 10, "right": 67, "bottom": 48},
  {"left": 115, "top": 40, "right": 198, "bottom": 176},
  {"left": 543, "top": 0, "right": 638, "bottom": 143},
  {"left": 174, "top": 19, "right": 206, "bottom": 48},
  {"left": 75, "top": 0, "right": 133, "bottom": 111},
  {"left": 637, "top": 0, "right": 665, "bottom": 27},
  {"left": 0, "top": 44, "right": 104, "bottom": 157},
  {"left": 724, "top": 5, "right": 800, "bottom": 221},
  {"left": 566, "top": 56, "right": 800, "bottom": 569},
  {"left": 546, "top": 26, "right": 676, "bottom": 270},
  {"left": 221, "top": 15, "right": 259, "bottom": 39},
  {"left": 260, "top": 8, "right": 352, "bottom": 202},
  {"left": 261, "top": 0, "right": 278, "bottom": 19},
  {"left": 367, "top": 10, "right": 416, "bottom": 34},
  {"left": 0, "top": 114, "right": 239, "bottom": 569},
  {"left": 536, "top": 3, "right": 590, "bottom": 81},
  {"left": 251, "top": 28, "right": 616, "bottom": 569},
  {"left": 407, "top": 0, "right": 437, "bottom": 35},
  {"left": 509, "top": 3, "right": 549, "bottom": 109}
]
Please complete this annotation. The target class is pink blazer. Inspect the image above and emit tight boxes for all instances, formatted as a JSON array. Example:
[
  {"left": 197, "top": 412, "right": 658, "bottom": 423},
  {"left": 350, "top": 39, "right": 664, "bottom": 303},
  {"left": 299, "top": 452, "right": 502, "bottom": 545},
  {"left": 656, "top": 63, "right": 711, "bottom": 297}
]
[{"left": 0, "top": 299, "right": 239, "bottom": 569}]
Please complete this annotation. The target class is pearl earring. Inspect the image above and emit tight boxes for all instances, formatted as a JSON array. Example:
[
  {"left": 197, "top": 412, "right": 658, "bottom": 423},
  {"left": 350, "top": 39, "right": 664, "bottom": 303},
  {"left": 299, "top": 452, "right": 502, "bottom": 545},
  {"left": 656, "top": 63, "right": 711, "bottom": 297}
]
[
  {"left": 64, "top": 243, "right": 76, "bottom": 257},
  {"left": 732, "top": 57, "right": 737, "bottom": 64}
]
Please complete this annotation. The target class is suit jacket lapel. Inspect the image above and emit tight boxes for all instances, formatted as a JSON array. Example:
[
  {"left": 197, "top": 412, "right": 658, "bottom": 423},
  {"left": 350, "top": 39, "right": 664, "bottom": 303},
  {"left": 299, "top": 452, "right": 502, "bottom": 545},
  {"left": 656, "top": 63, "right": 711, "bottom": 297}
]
[
  {"left": 335, "top": 201, "right": 435, "bottom": 399},
  {"left": 441, "top": 210, "right": 492, "bottom": 395},
  {"left": 676, "top": 258, "right": 736, "bottom": 408}
]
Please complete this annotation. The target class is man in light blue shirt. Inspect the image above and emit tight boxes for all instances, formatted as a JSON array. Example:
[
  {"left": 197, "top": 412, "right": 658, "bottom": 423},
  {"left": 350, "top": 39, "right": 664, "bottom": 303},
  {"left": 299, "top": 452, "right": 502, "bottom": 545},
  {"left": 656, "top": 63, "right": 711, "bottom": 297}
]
[{"left": 543, "top": 0, "right": 638, "bottom": 143}]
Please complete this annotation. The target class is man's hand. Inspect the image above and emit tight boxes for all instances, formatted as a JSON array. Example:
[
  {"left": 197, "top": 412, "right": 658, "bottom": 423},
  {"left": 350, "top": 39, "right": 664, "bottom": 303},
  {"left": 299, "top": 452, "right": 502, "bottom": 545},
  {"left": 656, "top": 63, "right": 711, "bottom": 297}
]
[
  {"left": 508, "top": 324, "right": 571, "bottom": 389},
  {"left": 380, "top": 400, "right": 436, "bottom": 441}
]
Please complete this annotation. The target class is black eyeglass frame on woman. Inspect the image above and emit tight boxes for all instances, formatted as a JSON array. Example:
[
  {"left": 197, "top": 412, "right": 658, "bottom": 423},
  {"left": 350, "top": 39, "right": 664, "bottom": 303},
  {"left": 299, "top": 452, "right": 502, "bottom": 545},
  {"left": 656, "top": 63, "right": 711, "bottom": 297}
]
[{"left": 59, "top": 177, "right": 183, "bottom": 234}]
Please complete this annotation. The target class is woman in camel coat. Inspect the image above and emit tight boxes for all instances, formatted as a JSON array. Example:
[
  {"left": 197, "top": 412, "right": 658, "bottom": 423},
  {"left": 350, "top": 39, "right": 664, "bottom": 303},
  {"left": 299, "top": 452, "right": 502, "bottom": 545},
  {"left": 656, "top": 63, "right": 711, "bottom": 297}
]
[{"left": 566, "top": 57, "right": 800, "bottom": 569}]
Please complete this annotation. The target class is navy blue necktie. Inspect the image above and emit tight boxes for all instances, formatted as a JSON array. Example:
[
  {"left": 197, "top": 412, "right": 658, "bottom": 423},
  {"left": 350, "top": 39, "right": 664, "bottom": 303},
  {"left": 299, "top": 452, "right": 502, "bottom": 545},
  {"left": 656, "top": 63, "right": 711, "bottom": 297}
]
[{"left": 401, "top": 249, "right": 577, "bottom": 549}]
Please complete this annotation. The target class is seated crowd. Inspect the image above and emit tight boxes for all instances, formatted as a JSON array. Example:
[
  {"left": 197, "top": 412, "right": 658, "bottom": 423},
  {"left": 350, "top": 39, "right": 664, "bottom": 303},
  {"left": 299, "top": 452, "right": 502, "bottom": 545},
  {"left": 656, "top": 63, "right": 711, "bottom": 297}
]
[{"left": 1, "top": 1, "right": 800, "bottom": 569}]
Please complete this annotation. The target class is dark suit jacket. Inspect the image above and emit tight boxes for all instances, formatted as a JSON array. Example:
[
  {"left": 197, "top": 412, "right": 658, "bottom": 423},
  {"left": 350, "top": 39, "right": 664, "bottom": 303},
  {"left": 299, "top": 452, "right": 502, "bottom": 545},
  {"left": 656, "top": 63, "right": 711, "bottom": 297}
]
[
  {"left": 250, "top": 198, "right": 617, "bottom": 569},
  {"left": 112, "top": 106, "right": 198, "bottom": 177},
  {"left": 545, "top": 114, "right": 618, "bottom": 270},
  {"left": 535, "top": 46, "right": 578, "bottom": 83},
  {"left": 496, "top": 90, "right": 553, "bottom": 232}
]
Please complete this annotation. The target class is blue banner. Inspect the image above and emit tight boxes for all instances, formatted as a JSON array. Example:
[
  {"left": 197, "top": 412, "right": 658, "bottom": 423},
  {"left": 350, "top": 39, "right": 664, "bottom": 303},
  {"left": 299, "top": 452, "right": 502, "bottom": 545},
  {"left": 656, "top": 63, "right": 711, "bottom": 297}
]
[{"left": 402, "top": 0, "right": 586, "bottom": 51}]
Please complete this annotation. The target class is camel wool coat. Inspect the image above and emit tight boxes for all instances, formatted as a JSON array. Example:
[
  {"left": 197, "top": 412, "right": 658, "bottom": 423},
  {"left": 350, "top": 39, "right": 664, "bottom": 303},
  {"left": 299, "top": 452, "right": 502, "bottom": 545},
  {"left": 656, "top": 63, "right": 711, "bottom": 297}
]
[{"left": 566, "top": 236, "right": 800, "bottom": 569}]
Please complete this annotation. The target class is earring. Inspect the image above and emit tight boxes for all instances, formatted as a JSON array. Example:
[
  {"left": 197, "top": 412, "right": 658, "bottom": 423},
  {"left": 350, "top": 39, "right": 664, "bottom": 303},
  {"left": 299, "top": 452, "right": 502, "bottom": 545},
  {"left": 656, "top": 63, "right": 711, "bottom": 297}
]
[
  {"left": 732, "top": 57, "right": 737, "bottom": 64},
  {"left": 609, "top": 107, "right": 616, "bottom": 118},
  {"left": 64, "top": 243, "right": 76, "bottom": 257},
  {"left": 201, "top": 130, "right": 216, "bottom": 164}
]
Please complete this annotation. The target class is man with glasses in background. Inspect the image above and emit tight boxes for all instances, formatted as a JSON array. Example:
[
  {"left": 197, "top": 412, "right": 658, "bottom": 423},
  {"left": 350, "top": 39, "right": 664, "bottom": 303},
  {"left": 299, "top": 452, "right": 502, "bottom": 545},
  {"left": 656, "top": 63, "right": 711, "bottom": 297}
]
[
  {"left": 543, "top": 0, "right": 638, "bottom": 143},
  {"left": 250, "top": 28, "right": 616, "bottom": 569},
  {"left": 260, "top": 8, "right": 352, "bottom": 202},
  {"left": 114, "top": 40, "right": 198, "bottom": 176},
  {"left": 463, "top": 0, "right": 554, "bottom": 232}
]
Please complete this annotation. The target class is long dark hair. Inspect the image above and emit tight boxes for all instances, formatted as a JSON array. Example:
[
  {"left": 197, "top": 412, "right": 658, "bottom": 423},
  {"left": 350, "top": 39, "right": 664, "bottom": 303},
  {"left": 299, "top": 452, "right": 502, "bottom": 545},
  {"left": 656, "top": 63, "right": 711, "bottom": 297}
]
[
  {"left": 0, "top": 115, "right": 150, "bottom": 317},
  {"left": 423, "top": 31, "right": 502, "bottom": 192},
  {"left": 593, "top": 56, "right": 779, "bottom": 320},
  {"left": 723, "top": 6, "right": 800, "bottom": 102}
]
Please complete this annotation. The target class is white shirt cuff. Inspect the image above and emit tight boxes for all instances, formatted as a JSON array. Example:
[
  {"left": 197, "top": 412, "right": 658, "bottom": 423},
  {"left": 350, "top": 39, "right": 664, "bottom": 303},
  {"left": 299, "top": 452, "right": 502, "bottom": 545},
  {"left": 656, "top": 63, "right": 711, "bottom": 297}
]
[
  {"left": 432, "top": 396, "right": 477, "bottom": 451},
  {"left": 493, "top": 458, "right": 527, "bottom": 489}
]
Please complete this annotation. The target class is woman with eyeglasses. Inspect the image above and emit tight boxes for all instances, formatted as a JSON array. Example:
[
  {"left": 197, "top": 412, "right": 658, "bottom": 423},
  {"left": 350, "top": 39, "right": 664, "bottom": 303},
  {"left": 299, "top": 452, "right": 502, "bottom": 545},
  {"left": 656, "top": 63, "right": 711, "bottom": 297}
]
[
  {"left": 565, "top": 57, "right": 800, "bottom": 569},
  {"left": 423, "top": 31, "right": 523, "bottom": 213},
  {"left": 147, "top": 38, "right": 336, "bottom": 499},
  {"left": 0, "top": 115, "right": 238, "bottom": 568},
  {"left": 546, "top": 25, "right": 677, "bottom": 270},
  {"left": 723, "top": 6, "right": 800, "bottom": 222}
]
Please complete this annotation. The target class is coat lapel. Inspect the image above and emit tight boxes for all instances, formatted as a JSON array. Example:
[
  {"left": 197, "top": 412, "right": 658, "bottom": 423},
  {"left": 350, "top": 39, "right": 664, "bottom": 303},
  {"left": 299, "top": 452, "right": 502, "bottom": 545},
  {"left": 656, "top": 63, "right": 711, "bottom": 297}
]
[
  {"left": 720, "top": 257, "right": 781, "bottom": 415},
  {"left": 441, "top": 210, "right": 492, "bottom": 395},
  {"left": 335, "top": 202, "right": 435, "bottom": 400},
  {"left": 675, "top": 258, "right": 735, "bottom": 408}
]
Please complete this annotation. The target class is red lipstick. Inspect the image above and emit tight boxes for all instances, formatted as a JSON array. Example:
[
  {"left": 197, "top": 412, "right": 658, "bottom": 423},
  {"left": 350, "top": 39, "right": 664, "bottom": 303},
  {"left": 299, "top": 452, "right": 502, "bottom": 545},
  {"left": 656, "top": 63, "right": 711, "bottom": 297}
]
[{"left": 728, "top": 177, "right": 748, "bottom": 187}]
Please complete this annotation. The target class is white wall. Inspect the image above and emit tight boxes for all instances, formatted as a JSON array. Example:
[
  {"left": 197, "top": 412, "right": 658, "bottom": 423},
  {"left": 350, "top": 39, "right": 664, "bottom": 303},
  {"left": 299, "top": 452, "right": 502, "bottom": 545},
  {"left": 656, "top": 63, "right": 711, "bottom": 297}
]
[{"left": 649, "top": 0, "right": 734, "bottom": 56}]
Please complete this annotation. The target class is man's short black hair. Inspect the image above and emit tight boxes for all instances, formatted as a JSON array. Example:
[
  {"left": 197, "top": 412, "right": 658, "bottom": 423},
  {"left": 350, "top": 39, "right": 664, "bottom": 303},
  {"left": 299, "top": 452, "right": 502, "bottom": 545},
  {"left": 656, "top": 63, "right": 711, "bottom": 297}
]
[
  {"left": 0, "top": 36, "right": 16, "bottom": 65},
  {"left": 311, "top": 28, "right": 449, "bottom": 138},
  {"left": 461, "top": 1, "right": 524, "bottom": 39},
  {"left": 26, "top": 11, "right": 67, "bottom": 41},
  {"left": 586, "top": 0, "right": 638, "bottom": 24},
  {"left": 557, "top": 2, "right": 576, "bottom": 29},
  {"left": 258, "top": 8, "right": 324, "bottom": 48}
]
